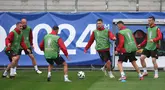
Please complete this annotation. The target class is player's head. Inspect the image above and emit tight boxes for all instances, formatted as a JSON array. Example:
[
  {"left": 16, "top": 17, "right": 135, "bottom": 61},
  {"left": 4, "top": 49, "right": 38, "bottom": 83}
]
[
  {"left": 117, "top": 21, "right": 124, "bottom": 30},
  {"left": 148, "top": 16, "right": 155, "bottom": 26},
  {"left": 21, "top": 18, "right": 27, "bottom": 29},
  {"left": 52, "top": 26, "right": 59, "bottom": 33},
  {"left": 16, "top": 22, "right": 23, "bottom": 31},
  {"left": 96, "top": 19, "right": 103, "bottom": 28}
]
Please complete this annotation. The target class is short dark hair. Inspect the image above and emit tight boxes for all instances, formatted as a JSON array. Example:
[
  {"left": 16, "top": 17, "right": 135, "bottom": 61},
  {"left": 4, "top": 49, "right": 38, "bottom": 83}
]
[
  {"left": 117, "top": 21, "right": 124, "bottom": 25},
  {"left": 148, "top": 16, "right": 155, "bottom": 21},
  {"left": 97, "top": 19, "right": 103, "bottom": 22},
  {"left": 16, "top": 22, "right": 22, "bottom": 25},
  {"left": 53, "top": 26, "right": 59, "bottom": 31}
]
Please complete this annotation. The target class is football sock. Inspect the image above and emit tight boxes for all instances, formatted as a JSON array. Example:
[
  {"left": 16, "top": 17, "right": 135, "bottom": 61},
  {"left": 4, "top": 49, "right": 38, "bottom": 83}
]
[
  {"left": 10, "top": 68, "right": 14, "bottom": 76},
  {"left": 121, "top": 72, "right": 125, "bottom": 77},
  {"left": 108, "top": 71, "right": 112, "bottom": 75},
  {"left": 64, "top": 75, "right": 68, "bottom": 80},
  {"left": 139, "top": 73, "right": 143, "bottom": 77},
  {"left": 14, "top": 67, "right": 17, "bottom": 73},
  {"left": 143, "top": 68, "right": 147, "bottom": 73},
  {"left": 48, "top": 72, "right": 51, "bottom": 78},
  {"left": 3, "top": 70, "right": 8, "bottom": 76},
  {"left": 34, "top": 65, "right": 39, "bottom": 71},
  {"left": 155, "top": 69, "right": 158, "bottom": 75}
]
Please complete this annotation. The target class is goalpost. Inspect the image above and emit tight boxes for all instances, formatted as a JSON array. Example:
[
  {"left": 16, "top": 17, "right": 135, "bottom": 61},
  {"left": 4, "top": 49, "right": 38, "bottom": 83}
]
[{"left": 111, "top": 19, "right": 165, "bottom": 70}]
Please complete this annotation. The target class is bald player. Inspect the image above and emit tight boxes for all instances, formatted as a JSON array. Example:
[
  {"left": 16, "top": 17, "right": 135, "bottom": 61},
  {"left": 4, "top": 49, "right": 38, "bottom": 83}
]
[{"left": 13, "top": 18, "right": 42, "bottom": 74}]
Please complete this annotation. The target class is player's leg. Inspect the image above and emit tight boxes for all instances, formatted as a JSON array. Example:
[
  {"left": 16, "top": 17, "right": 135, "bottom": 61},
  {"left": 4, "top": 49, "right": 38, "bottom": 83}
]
[
  {"left": 131, "top": 61, "right": 143, "bottom": 80},
  {"left": 105, "top": 60, "right": 114, "bottom": 78},
  {"left": 152, "top": 57, "right": 158, "bottom": 78},
  {"left": 100, "top": 64, "right": 108, "bottom": 76},
  {"left": 2, "top": 63, "right": 11, "bottom": 78},
  {"left": 2, "top": 56, "right": 12, "bottom": 77},
  {"left": 28, "top": 54, "right": 42, "bottom": 74},
  {"left": 13, "top": 49, "right": 22, "bottom": 75},
  {"left": 140, "top": 49, "right": 148, "bottom": 76},
  {"left": 104, "top": 51, "right": 115, "bottom": 78},
  {"left": 99, "top": 52, "right": 107, "bottom": 76},
  {"left": 63, "top": 62, "right": 71, "bottom": 82},
  {"left": 2, "top": 51, "right": 16, "bottom": 77},
  {"left": 118, "top": 53, "right": 127, "bottom": 80},
  {"left": 98, "top": 51, "right": 114, "bottom": 78},
  {"left": 117, "top": 61, "right": 124, "bottom": 76},
  {"left": 26, "top": 48, "right": 42, "bottom": 74},
  {"left": 10, "top": 55, "right": 20, "bottom": 78},
  {"left": 129, "top": 52, "right": 143, "bottom": 80},
  {"left": 117, "top": 61, "right": 126, "bottom": 80},
  {"left": 46, "top": 59, "right": 54, "bottom": 81},
  {"left": 56, "top": 56, "right": 71, "bottom": 82},
  {"left": 98, "top": 52, "right": 108, "bottom": 76},
  {"left": 28, "top": 54, "right": 37, "bottom": 66},
  {"left": 47, "top": 64, "right": 53, "bottom": 81},
  {"left": 13, "top": 60, "right": 18, "bottom": 75},
  {"left": 151, "top": 50, "right": 159, "bottom": 78}
]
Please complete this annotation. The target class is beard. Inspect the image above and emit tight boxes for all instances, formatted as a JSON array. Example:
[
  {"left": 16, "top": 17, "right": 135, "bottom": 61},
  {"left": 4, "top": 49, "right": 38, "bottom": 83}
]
[
  {"left": 97, "top": 25, "right": 103, "bottom": 29},
  {"left": 22, "top": 25, "right": 27, "bottom": 29}
]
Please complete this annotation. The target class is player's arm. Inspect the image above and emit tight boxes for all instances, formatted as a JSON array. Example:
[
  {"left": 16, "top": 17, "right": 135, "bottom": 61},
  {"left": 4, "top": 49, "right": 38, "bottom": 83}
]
[
  {"left": 6, "top": 32, "right": 14, "bottom": 46},
  {"left": 84, "top": 32, "right": 95, "bottom": 53},
  {"left": 153, "top": 28, "right": 162, "bottom": 42},
  {"left": 20, "top": 36, "right": 28, "bottom": 50},
  {"left": 39, "top": 40, "right": 44, "bottom": 51},
  {"left": 116, "top": 33, "right": 126, "bottom": 53},
  {"left": 29, "top": 29, "right": 33, "bottom": 47},
  {"left": 5, "top": 32, "right": 14, "bottom": 51},
  {"left": 108, "top": 31, "right": 116, "bottom": 40},
  {"left": 58, "top": 38, "right": 68, "bottom": 57},
  {"left": 138, "top": 35, "right": 147, "bottom": 48}
]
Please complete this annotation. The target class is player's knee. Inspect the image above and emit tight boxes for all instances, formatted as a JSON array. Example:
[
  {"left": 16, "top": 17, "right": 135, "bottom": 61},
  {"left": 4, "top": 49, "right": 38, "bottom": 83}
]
[
  {"left": 117, "top": 61, "right": 122, "bottom": 65},
  {"left": 106, "top": 60, "right": 111, "bottom": 65},
  {"left": 131, "top": 61, "right": 136, "bottom": 65},
  {"left": 140, "top": 55, "right": 145, "bottom": 61},
  {"left": 12, "top": 60, "right": 17, "bottom": 65},
  {"left": 152, "top": 59, "right": 157, "bottom": 64},
  {"left": 14, "top": 55, "right": 19, "bottom": 59},
  {"left": 29, "top": 54, "right": 35, "bottom": 59},
  {"left": 152, "top": 61, "right": 156, "bottom": 65},
  {"left": 63, "top": 62, "right": 68, "bottom": 66},
  {"left": 31, "top": 55, "right": 35, "bottom": 59},
  {"left": 49, "top": 64, "right": 54, "bottom": 66},
  {"left": 12, "top": 57, "right": 18, "bottom": 63}
]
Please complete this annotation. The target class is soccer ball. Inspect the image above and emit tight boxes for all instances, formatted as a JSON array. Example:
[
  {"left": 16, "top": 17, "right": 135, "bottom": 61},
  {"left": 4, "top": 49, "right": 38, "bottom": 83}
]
[{"left": 77, "top": 71, "right": 85, "bottom": 79}]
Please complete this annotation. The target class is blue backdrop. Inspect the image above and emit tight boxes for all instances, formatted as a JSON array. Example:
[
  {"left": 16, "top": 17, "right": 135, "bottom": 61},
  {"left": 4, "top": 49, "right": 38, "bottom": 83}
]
[{"left": 0, "top": 12, "right": 165, "bottom": 66}]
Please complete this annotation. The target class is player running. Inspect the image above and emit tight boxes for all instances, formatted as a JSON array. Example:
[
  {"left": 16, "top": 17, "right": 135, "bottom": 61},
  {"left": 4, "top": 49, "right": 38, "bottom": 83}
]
[
  {"left": 115, "top": 21, "right": 143, "bottom": 81},
  {"left": 84, "top": 19, "right": 116, "bottom": 78},
  {"left": 138, "top": 16, "right": 162, "bottom": 78},
  {"left": 2, "top": 22, "right": 30, "bottom": 78},
  {"left": 13, "top": 18, "right": 42, "bottom": 74},
  {"left": 39, "top": 26, "right": 71, "bottom": 82}
]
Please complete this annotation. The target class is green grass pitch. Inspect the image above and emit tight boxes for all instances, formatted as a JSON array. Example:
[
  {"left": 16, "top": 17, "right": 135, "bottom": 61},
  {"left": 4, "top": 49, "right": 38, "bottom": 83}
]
[{"left": 0, "top": 70, "right": 165, "bottom": 90}]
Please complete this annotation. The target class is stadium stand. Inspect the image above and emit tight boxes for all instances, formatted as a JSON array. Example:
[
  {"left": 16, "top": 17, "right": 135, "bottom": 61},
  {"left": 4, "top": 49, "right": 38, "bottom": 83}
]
[{"left": 0, "top": 0, "right": 164, "bottom": 12}]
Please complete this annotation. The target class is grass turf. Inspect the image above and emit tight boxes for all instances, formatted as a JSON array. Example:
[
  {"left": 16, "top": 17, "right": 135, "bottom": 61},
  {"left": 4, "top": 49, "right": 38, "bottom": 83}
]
[{"left": 0, "top": 71, "right": 165, "bottom": 90}]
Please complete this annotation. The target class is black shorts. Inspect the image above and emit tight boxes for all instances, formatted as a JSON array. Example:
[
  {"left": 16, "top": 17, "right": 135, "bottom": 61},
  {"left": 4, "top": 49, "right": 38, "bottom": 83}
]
[
  {"left": 142, "top": 48, "right": 158, "bottom": 59},
  {"left": 46, "top": 56, "right": 65, "bottom": 65},
  {"left": 98, "top": 51, "right": 111, "bottom": 62},
  {"left": 5, "top": 50, "right": 19, "bottom": 62},
  {"left": 118, "top": 52, "right": 137, "bottom": 62},
  {"left": 19, "top": 48, "right": 33, "bottom": 55}
]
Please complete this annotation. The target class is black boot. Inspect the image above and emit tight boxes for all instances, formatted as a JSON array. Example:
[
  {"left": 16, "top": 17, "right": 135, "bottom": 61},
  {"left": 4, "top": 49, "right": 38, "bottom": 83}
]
[{"left": 47, "top": 77, "right": 51, "bottom": 82}]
